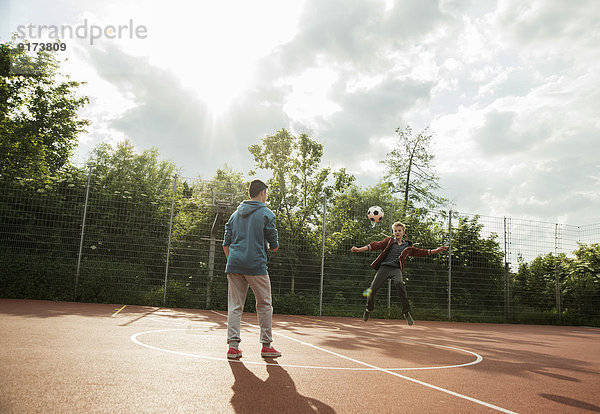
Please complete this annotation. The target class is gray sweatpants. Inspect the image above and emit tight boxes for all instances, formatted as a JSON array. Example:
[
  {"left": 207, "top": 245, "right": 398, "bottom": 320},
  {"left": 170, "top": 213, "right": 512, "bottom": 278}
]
[
  {"left": 366, "top": 265, "right": 411, "bottom": 315},
  {"left": 227, "top": 273, "right": 273, "bottom": 347}
]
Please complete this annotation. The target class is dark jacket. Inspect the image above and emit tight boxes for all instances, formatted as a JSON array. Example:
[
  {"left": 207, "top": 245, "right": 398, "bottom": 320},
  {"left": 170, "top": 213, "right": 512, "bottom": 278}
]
[{"left": 368, "top": 237, "right": 431, "bottom": 270}]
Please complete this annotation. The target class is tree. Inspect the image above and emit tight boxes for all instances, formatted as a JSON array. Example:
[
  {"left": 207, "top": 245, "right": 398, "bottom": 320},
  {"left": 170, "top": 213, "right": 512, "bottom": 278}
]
[
  {"left": 85, "top": 140, "right": 178, "bottom": 198},
  {"left": 381, "top": 125, "right": 447, "bottom": 219},
  {"left": 512, "top": 253, "right": 558, "bottom": 312},
  {"left": 0, "top": 39, "right": 89, "bottom": 181},
  {"left": 448, "top": 215, "right": 505, "bottom": 315},
  {"left": 512, "top": 243, "right": 600, "bottom": 323},
  {"left": 559, "top": 243, "right": 599, "bottom": 319},
  {"left": 74, "top": 140, "right": 180, "bottom": 302},
  {"left": 248, "top": 129, "right": 354, "bottom": 293},
  {"left": 0, "top": 164, "right": 89, "bottom": 302},
  {"left": 249, "top": 129, "right": 354, "bottom": 234}
]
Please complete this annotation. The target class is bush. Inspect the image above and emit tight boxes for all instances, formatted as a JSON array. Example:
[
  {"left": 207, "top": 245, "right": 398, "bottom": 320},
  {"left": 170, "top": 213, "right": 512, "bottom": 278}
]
[
  {"left": 0, "top": 253, "right": 75, "bottom": 301},
  {"left": 144, "top": 280, "right": 197, "bottom": 308},
  {"left": 77, "top": 259, "right": 157, "bottom": 304},
  {"left": 273, "top": 292, "right": 319, "bottom": 315}
]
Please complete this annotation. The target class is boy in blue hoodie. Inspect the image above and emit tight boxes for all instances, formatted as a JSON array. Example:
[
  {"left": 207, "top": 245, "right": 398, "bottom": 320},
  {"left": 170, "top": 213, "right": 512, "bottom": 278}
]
[{"left": 223, "top": 179, "right": 281, "bottom": 359}]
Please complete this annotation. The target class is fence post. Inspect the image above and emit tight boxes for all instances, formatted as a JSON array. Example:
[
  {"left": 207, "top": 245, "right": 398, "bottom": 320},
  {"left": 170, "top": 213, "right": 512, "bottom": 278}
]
[
  {"left": 74, "top": 166, "right": 92, "bottom": 299},
  {"left": 163, "top": 175, "right": 177, "bottom": 306},
  {"left": 555, "top": 224, "right": 561, "bottom": 320},
  {"left": 447, "top": 210, "right": 452, "bottom": 320},
  {"left": 206, "top": 206, "right": 225, "bottom": 309},
  {"left": 387, "top": 201, "right": 394, "bottom": 310},
  {"left": 387, "top": 278, "right": 392, "bottom": 310},
  {"left": 503, "top": 217, "right": 509, "bottom": 322},
  {"left": 319, "top": 195, "right": 327, "bottom": 316}
]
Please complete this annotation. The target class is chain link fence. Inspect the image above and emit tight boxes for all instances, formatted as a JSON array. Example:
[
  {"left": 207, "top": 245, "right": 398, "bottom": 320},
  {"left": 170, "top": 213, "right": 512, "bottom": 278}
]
[{"left": 1, "top": 171, "right": 598, "bottom": 325}]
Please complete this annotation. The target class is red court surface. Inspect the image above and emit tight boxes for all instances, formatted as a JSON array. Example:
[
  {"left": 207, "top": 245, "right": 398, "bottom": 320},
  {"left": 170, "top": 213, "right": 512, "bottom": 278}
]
[{"left": 1, "top": 299, "right": 599, "bottom": 413}]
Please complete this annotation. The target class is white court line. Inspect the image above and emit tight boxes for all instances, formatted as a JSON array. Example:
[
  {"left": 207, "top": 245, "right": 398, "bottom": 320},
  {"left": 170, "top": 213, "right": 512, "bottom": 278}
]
[
  {"left": 211, "top": 310, "right": 517, "bottom": 414},
  {"left": 130, "top": 327, "right": 481, "bottom": 371}
]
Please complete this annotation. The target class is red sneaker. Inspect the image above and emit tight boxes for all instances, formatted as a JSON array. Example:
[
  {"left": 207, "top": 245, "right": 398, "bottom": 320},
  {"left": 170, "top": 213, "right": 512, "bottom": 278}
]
[
  {"left": 227, "top": 347, "right": 243, "bottom": 359},
  {"left": 261, "top": 346, "right": 281, "bottom": 358}
]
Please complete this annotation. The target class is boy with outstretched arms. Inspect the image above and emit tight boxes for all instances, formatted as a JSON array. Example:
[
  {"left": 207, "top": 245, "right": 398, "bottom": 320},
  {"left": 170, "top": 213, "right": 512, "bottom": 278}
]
[{"left": 351, "top": 221, "right": 447, "bottom": 325}]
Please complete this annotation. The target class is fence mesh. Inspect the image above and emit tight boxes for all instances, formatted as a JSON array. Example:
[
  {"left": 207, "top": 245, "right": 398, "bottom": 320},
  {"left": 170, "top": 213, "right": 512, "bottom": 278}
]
[
  {"left": 0, "top": 172, "right": 84, "bottom": 300},
  {"left": 1, "top": 171, "right": 598, "bottom": 326}
]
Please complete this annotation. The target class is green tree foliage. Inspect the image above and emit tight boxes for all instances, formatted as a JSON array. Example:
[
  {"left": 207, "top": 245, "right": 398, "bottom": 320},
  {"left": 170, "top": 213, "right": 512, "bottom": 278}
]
[
  {"left": 562, "top": 243, "right": 600, "bottom": 318},
  {"left": 85, "top": 140, "right": 178, "bottom": 196},
  {"left": 0, "top": 40, "right": 89, "bottom": 301},
  {"left": 75, "top": 140, "right": 179, "bottom": 303},
  {"left": 512, "top": 253, "right": 559, "bottom": 313},
  {"left": 381, "top": 125, "right": 448, "bottom": 219},
  {"left": 0, "top": 166, "right": 88, "bottom": 301},
  {"left": 0, "top": 40, "right": 89, "bottom": 181},
  {"left": 249, "top": 129, "right": 354, "bottom": 233},
  {"left": 448, "top": 215, "right": 505, "bottom": 316},
  {"left": 512, "top": 243, "right": 600, "bottom": 323},
  {"left": 248, "top": 129, "right": 354, "bottom": 293}
]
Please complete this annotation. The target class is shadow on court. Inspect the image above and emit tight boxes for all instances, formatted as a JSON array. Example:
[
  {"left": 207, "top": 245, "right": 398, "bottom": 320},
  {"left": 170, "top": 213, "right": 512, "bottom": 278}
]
[
  {"left": 540, "top": 394, "right": 600, "bottom": 412},
  {"left": 228, "top": 360, "right": 335, "bottom": 413}
]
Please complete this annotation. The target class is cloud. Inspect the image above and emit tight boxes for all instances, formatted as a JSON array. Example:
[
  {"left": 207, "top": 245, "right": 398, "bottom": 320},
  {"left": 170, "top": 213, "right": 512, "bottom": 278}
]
[
  {"left": 59, "top": 0, "right": 599, "bottom": 225},
  {"left": 249, "top": 0, "right": 445, "bottom": 179},
  {"left": 320, "top": 76, "right": 434, "bottom": 171},
  {"left": 80, "top": 44, "right": 297, "bottom": 179},
  {"left": 495, "top": 0, "right": 599, "bottom": 45}
]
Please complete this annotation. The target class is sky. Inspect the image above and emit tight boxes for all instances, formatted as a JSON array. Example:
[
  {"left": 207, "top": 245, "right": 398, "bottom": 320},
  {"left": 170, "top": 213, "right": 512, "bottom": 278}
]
[{"left": 2, "top": 0, "right": 599, "bottom": 226}]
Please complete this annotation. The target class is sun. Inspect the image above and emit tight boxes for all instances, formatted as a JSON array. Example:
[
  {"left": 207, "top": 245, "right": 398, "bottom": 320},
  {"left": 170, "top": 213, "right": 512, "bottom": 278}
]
[
  {"left": 142, "top": 0, "right": 304, "bottom": 116},
  {"left": 189, "top": 62, "right": 250, "bottom": 117}
]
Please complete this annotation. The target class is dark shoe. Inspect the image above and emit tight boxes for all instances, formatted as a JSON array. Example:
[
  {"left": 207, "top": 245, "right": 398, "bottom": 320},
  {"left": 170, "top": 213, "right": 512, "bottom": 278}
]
[
  {"left": 405, "top": 312, "right": 414, "bottom": 326},
  {"left": 363, "top": 309, "right": 370, "bottom": 322}
]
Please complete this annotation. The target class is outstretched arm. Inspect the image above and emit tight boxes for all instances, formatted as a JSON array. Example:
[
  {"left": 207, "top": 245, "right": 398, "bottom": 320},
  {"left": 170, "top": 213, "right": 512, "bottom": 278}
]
[
  {"left": 428, "top": 246, "right": 448, "bottom": 255},
  {"left": 351, "top": 245, "right": 370, "bottom": 253}
]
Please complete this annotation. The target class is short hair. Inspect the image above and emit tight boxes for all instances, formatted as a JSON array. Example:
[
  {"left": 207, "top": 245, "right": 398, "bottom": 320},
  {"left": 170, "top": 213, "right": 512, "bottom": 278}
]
[
  {"left": 248, "top": 179, "right": 268, "bottom": 198},
  {"left": 392, "top": 221, "right": 406, "bottom": 231}
]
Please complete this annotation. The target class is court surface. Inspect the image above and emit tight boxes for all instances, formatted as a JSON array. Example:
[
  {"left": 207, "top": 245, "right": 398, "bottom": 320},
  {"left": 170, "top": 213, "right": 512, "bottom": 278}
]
[{"left": 1, "top": 299, "right": 599, "bottom": 413}]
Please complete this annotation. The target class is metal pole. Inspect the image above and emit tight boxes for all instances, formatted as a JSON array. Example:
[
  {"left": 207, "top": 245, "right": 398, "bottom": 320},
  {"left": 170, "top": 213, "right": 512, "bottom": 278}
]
[
  {"left": 74, "top": 167, "right": 92, "bottom": 299},
  {"left": 447, "top": 210, "right": 452, "bottom": 320},
  {"left": 163, "top": 175, "right": 177, "bottom": 306},
  {"left": 206, "top": 206, "right": 224, "bottom": 309},
  {"left": 503, "top": 217, "right": 509, "bottom": 322},
  {"left": 554, "top": 223, "right": 562, "bottom": 321},
  {"left": 388, "top": 201, "right": 394, "bottom": 309},
  {"left": 387, "top": 279, "right": 392, "bottom": 310},
  {"left": 319, "top": 195, "right": 326, "bottom": 316},
  {"left": 207, "top": 239, "right": 215, "bottom": 308}
]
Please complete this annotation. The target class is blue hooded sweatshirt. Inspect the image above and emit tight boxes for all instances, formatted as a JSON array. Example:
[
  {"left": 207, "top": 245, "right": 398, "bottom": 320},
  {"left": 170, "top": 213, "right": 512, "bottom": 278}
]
[{"left": 223, "top": 200, "right": 278, "bottom": 275}]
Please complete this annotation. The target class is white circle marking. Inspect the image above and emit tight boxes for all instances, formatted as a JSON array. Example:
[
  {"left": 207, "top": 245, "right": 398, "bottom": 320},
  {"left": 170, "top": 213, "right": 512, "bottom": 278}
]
[{"left": 130, "top": 328, "right": 483, "bottom": 371}]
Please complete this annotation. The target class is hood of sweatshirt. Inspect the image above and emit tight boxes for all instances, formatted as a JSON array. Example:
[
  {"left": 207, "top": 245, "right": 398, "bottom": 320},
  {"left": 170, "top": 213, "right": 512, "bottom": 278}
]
[{"left": 237, "top": 200, "right": 266, "bottom": 217}]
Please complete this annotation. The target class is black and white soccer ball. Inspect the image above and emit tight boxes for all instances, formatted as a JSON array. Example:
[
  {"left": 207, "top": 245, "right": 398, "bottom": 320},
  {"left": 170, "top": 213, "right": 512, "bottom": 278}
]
[{"left": 367, "top": 206, "right": 384, "bottom": 223}]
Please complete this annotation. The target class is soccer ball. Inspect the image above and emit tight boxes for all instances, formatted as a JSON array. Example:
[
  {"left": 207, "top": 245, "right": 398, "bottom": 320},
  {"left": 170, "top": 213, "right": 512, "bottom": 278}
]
[{"left": 367, "top": 206, "right": 384, "bottom": 223}]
